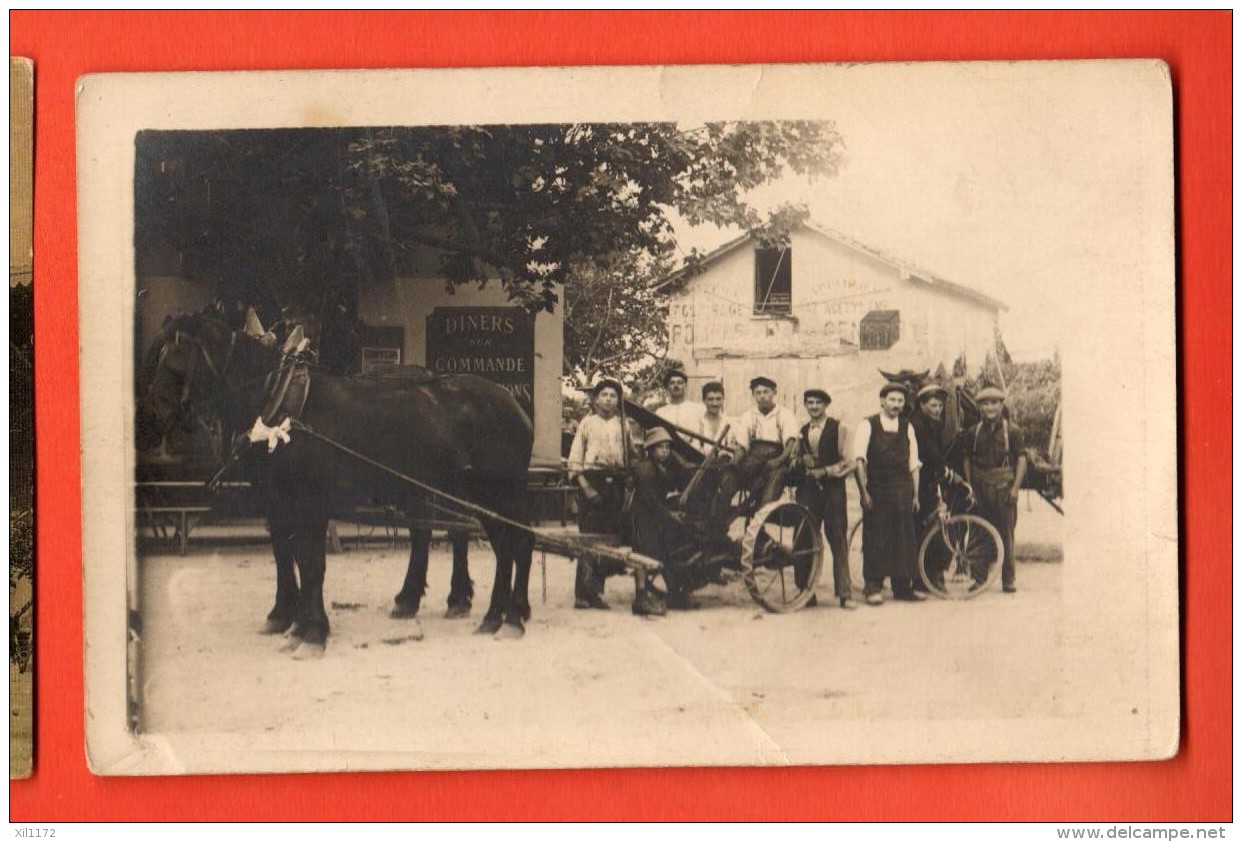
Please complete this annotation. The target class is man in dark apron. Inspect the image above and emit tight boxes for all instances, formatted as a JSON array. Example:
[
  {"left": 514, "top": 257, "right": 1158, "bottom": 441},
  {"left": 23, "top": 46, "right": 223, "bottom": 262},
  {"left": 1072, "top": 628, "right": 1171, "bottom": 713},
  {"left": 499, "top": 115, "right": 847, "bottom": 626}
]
[
  {"left": 964, "top": 386, "right": 1028, "bottom": 593},
  {"left": 853, "top": 382, "right": 924, "bottom": 605}
]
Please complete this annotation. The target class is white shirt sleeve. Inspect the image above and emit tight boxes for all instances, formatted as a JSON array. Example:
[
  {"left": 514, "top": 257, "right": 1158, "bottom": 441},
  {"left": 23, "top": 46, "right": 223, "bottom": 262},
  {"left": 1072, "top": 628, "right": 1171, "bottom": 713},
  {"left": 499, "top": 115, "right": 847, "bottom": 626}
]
[
  {"left": 567, "top": 419, "right": 589, "bottom": 478},
  {"left": 852, "top": 418, "right": 871, "bottom": 463},
  {"left": 781, "top": 406, "right": 800, "bottom": 443},
  {"left": 907, "top": 421, "right": 921, "bottom": 473}
]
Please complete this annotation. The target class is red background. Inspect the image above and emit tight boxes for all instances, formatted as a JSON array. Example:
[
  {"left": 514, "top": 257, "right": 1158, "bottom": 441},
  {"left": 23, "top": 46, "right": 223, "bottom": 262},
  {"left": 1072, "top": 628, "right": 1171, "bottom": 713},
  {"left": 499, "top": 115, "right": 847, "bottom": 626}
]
[{"left": 7, "top": 11, "right": 1231, "bottom": 822}]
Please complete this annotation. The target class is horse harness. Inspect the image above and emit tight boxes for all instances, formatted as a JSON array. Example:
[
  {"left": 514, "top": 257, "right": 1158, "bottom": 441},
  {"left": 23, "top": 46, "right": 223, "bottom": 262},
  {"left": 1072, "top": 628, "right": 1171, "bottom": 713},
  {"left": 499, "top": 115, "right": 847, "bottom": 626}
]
[
  {"left": 259, "top": 354, "right": 311, "bottom": 427},
  {"left": 159, "top": 328, "right": 237, "bottom": 410}
]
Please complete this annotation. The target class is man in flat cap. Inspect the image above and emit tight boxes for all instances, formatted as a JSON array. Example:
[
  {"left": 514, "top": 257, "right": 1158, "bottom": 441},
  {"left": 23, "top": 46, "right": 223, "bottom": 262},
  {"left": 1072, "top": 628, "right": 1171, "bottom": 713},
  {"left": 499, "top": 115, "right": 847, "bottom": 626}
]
[
  {"left": 631, "top": 427, "right": 695, "bottom": 612},
  {"left": 912, "top": 383, "right": 950, "bottom": 591},
  {"left": 566, "top": 378, "right": 642, "bottom": 609},
  {"left": 796, "top": 388, "right": 856, "bottom": 609},
  {"left": 739, "top": 376, "right": 801, "bottom": 505},
  {"left": 853, "top": 381, "right": 924, "bottom": 605},
  {"left": 964, "top": 386, "right": 1027, "bottom": 593},
  {"left": 656, "top": 369, "right": 706, "bottom": 444}
]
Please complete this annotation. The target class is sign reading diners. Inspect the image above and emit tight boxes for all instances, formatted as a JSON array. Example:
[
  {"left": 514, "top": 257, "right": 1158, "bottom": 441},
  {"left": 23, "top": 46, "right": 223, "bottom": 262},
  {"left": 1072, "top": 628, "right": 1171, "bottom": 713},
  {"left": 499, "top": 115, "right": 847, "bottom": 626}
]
[{"left": 425, "top": 306, "right": 535, "bottom": 421}]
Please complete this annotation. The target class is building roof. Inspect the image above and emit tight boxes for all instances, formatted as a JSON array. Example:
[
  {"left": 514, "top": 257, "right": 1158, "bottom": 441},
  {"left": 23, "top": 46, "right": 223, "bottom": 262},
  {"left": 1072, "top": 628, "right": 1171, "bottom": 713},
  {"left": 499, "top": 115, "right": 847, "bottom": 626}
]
[{"left": 656, "top": 221, "right": 1008, "bottom": 312}]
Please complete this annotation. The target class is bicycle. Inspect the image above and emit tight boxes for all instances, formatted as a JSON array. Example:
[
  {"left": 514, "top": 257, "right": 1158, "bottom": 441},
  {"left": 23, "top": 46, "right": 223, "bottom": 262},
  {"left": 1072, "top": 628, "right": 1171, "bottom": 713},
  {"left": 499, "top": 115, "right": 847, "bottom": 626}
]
[{"left": 847, "top": 469, "right": 1004, "bottom": 599}]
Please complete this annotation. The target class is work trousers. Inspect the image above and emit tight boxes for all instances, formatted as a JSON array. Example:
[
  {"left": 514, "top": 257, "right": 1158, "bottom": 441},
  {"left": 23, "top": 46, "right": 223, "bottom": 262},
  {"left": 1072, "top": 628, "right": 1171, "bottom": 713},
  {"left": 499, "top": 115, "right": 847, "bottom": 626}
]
[
  {"left": 974, "top": 467, "right": 1018, "bottom": 587},
  {"left": 796, "top": 479, "right": 851, "bottom": 599},
  {"left": 574, "top": 472, "right": 628, "bottom": 598}
]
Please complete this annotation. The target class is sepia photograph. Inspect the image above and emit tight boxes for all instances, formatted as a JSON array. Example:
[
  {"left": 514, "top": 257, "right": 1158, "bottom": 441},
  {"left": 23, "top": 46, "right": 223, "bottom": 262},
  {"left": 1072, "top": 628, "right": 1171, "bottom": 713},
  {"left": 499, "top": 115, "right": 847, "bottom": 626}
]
[
  {"left": 78, "top": 61, "right": 1177, "bottom": 774},
  {"left": 10, "top": 55, "right": 36, "bottom": 780}
]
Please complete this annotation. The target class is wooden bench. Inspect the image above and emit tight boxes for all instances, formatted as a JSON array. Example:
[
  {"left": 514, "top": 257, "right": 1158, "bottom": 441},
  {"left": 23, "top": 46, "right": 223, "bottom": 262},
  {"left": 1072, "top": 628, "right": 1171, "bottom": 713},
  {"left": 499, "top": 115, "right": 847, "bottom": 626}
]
[
  {"left": 139, "top": 506, "right": 213, "bottom": 556},
  {"left": 135, "top": 480, "right": 252, "bottom": 556}
]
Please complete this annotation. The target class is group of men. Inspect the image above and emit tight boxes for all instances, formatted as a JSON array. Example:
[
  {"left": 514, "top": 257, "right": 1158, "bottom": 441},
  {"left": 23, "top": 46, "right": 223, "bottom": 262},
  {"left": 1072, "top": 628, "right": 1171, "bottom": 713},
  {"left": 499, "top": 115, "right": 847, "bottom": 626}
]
[{"left": 564, "top": 368, "right": 1027, "bottom": 615}]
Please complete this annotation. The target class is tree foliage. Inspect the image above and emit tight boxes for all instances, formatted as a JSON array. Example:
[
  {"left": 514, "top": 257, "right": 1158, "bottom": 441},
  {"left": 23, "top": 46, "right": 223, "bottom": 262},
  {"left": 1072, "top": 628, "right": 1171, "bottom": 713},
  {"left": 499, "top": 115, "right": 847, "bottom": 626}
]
[
  {"left": 136, "top": 121, "right": 844, "bottom": 323},
  {"left": 963, "top": 350, "right": 1062, "bottom": 454},
  {"left": 562, "top": 251, "right": 671, "bottom": 386}
]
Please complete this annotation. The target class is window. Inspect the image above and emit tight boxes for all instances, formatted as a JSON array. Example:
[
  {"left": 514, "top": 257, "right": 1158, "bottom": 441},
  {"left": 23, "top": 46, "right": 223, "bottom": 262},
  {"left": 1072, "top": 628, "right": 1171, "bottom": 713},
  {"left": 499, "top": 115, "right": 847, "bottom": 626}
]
[
  {"left": 860, "top": 310, "right": 900, "bottom": 350},
  {"left": 754, "top": 247, "right": 792, "bottom": 315}
]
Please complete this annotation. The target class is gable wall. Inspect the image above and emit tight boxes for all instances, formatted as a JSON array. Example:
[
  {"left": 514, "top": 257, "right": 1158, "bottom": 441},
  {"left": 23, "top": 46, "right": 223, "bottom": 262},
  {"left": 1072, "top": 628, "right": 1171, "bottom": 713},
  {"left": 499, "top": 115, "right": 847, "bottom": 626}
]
[{"left": 665, "top": 229, "right": 999, "bottom": 430}]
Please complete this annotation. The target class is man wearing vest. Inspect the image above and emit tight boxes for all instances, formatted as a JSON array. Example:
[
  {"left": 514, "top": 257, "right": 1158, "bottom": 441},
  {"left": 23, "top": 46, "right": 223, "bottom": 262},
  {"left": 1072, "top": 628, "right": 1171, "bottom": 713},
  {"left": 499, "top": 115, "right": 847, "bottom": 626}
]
[
  {"left": 853, "top": 382, "right": 925, "bottom": 605},
  {"left": 964, "top": 386, "right": 1027, "bottom": 593},
  {"left": 796, "top": 389, "right": 856, "bottom": 610}
]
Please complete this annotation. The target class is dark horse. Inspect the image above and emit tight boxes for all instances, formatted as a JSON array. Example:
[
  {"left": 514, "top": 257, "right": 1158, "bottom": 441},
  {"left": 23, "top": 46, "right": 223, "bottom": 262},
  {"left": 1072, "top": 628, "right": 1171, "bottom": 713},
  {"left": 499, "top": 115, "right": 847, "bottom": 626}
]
[{"left": 139, "top": 308, "right": 535, "bottom": 656}]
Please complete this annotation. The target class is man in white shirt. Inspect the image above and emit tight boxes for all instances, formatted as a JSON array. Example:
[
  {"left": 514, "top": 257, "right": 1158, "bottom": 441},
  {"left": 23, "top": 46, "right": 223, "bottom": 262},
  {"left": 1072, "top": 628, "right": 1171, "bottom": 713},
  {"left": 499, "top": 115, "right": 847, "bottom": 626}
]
[
  {"left": 853, "top": 382, "right": 924, "bottom": 605},
  {"left": 694, "top": 381, "right": 743, "bottom": 458},
  {"left": 566, "top": 379, "right": 641, "bottom": 609},
  {"left": 655, "top": 369, "right": 706, "bottom": 440},
  {"left": 739, "top": 376, "right": 800, "bottom": 505}
]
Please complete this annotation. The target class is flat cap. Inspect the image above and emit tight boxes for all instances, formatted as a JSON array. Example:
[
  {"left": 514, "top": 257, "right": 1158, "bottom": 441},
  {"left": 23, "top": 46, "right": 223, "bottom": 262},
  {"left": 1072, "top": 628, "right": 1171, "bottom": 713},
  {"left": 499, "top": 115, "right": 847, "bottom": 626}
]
[
  {"left": 879, "top": 381, "right": 908, "bottom": 398},
  {"left": 803, "top": 388, "right": 831, "bottom": 404},
  {"left": 976, "top": 386, "right": 1007, "bottom": 402},
  {"left": 592, "top": 378, "right": 623, "bottom": 397},
  {"left": 917, "top": 384, "right": 948, "bottom": 402},
  {"left": 749, "top": 376, "right": 777, "bottom": 391}
]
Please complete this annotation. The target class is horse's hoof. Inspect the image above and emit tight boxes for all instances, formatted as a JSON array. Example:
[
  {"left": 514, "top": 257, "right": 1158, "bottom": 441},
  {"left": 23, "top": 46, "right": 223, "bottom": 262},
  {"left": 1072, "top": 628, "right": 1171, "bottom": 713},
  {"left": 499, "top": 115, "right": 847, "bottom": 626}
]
[
  {"left": 261, "top": 617, "right": 293, "bottom": 635},
  {"left": 292, "top": 641, "right": 326, "bottom": 660},
  {"left": 494, "top": 619, "right": 526, "bottom": 641},
  {"left": 475, "top": 616, "right": 503, "bottom": 635},
  {"left": 444, "top": 603, "right": 471, "bottom": 620},
  {"left": 278, "top": 636, "right": 301, "bottom": 653},
  {"left": 390, "top": 603, "right": 420, "bottom": 620}
]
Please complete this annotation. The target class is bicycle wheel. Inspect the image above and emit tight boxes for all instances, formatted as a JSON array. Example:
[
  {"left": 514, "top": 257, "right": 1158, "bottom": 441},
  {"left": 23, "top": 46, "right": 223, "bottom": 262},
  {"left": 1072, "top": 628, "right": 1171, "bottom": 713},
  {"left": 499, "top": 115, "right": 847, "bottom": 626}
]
[
  {"left": 740, "top": 501, "right": 822, "bottom": 613},
  {"left": 918, "top": 514, "right": 1003, "bottom": 600}
]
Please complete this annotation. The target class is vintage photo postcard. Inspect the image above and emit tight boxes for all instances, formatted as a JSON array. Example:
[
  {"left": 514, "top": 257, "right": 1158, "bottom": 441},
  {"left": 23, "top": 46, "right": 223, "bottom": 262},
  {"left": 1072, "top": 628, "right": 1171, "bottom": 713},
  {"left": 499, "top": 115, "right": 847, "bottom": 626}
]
[
  {"left": 10, "top": 55, "right": 36, "bottom": 780},
  {"left": 77, "top": 62, "right": 1177, "bottom": 775}
]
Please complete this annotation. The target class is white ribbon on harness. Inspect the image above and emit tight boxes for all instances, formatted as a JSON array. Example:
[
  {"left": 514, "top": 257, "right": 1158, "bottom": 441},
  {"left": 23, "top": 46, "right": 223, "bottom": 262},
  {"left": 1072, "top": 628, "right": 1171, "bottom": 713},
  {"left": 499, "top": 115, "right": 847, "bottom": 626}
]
[{"left": 247, "top": 416, "right": 292, "bottom": 453}]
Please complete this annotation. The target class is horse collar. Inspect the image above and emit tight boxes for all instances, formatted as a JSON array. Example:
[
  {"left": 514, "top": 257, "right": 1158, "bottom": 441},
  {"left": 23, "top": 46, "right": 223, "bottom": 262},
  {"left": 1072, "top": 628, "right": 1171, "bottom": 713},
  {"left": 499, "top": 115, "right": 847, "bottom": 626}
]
[{"left": 260, "top": 359, "right": 311, "bottom": 427}]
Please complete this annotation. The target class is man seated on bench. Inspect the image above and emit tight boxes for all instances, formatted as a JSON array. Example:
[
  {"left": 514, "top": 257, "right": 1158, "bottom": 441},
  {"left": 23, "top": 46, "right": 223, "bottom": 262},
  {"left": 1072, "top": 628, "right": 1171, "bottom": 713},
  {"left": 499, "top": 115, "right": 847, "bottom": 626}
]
[{"left": 631, "top": 427, "right": 697, "bottom": 613}]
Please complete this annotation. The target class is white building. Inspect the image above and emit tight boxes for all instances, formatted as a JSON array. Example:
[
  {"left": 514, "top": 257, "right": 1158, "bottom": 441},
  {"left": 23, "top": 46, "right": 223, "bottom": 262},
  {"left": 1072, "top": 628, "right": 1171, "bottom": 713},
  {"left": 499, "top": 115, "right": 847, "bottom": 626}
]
[{"left": 657, "top": 221, "right": 1005, "bottom": 427}]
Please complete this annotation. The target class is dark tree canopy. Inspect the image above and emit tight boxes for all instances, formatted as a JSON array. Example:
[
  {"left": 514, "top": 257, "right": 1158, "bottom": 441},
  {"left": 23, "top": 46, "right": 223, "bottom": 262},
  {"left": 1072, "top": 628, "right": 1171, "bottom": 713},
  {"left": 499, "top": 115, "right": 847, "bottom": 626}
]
[{"left": 135, "top": 121, "right": 843, "bottom": 324}]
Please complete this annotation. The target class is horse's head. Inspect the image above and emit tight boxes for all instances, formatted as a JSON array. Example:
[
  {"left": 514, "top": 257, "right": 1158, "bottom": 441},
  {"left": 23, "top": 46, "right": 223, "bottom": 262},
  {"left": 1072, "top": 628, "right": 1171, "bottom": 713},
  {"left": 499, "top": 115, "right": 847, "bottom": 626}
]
[
  {"left": 138, "top": 306, "right": 301, "bottom": 455},
  {"left": 877, "top": 368, "right": 930, "bottom": 394},
  {"left": 137, "top": 309, "right": 243, "bottom": 450}
]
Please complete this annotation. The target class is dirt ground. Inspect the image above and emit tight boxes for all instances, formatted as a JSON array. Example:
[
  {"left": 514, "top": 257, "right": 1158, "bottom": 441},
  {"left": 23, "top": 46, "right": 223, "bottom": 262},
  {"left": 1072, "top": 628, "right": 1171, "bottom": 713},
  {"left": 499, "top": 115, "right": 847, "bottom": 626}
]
[{"left": 134, "top": 496, "right": 1065, "bottom": 772}]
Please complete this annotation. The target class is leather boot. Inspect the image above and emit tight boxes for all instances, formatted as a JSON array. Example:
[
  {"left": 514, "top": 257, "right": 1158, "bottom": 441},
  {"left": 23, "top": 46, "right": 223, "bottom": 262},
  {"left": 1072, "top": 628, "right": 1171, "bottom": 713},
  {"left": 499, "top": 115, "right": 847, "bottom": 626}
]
[
  {"left": 574, "top": 558, "right": 609, "bottom": 610},
  {"left": 632, "top": 587, "right": 667, "bottom": 617}
]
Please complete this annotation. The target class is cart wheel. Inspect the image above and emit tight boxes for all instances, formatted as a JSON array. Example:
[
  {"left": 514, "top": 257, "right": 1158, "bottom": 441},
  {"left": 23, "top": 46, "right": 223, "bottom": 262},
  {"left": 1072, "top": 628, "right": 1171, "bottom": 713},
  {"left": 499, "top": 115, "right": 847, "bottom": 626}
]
[
  {"left": 740, "top": 501, "right": 822, "bottom": 613},
  {"left": 918, "top": 514, "right": 1004, "bottom": 599},
  {"left": 847, "top": 519, "right": 865, "bottom": 594}
]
